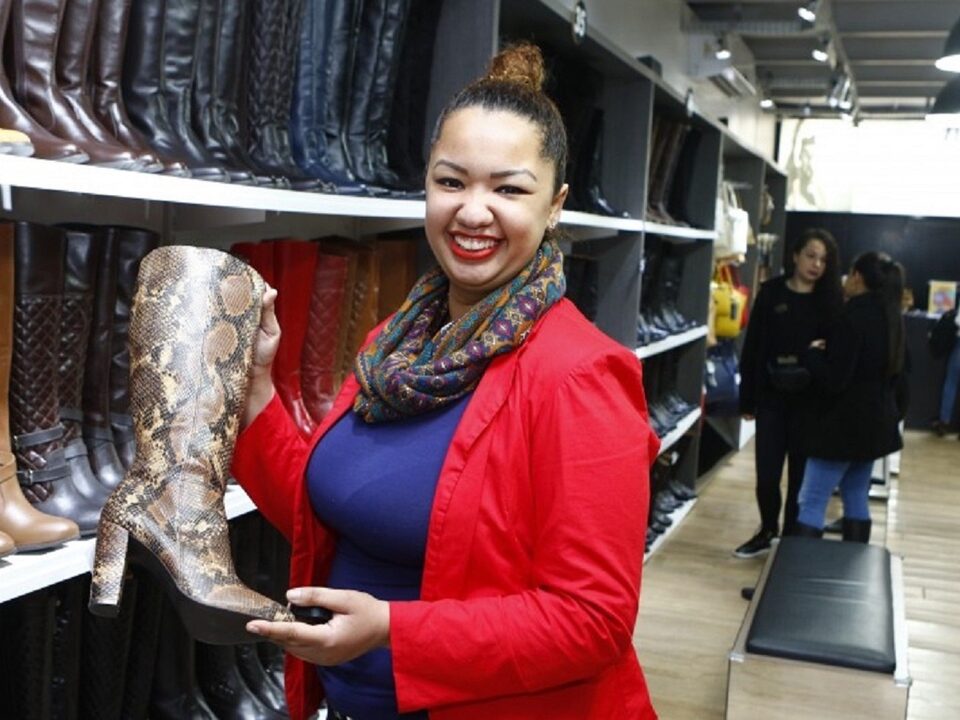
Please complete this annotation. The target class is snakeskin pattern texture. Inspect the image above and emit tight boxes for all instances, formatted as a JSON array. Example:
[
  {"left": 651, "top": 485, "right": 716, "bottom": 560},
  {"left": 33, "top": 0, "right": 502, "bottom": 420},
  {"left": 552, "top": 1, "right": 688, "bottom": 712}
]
[
  {"left": 302, "top": 253, "right": 348, "bottom": 423},
  {"left": 90, "top": 246, "right": 294, "bottom": 639}
]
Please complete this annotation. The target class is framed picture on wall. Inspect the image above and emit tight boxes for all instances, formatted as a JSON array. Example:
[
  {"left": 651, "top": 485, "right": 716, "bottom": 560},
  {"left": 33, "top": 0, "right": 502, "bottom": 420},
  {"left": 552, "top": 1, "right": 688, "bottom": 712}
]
[{"left": 928, "top": 280, "right": 958, "bottom": 315}]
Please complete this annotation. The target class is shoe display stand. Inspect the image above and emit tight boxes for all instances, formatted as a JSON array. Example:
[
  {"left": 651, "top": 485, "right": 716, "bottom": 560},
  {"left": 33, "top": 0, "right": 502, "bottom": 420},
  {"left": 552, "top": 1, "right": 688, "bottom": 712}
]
[{"left": 0, "top": 0, "right": 791, "bottom": 714}]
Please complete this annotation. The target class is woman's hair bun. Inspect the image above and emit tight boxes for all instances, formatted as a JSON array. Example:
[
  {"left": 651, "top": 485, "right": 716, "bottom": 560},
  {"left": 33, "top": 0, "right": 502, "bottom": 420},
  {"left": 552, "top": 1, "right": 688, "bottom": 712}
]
[{"left": 486, "top": 42, "right": 546, "bottom": 91}]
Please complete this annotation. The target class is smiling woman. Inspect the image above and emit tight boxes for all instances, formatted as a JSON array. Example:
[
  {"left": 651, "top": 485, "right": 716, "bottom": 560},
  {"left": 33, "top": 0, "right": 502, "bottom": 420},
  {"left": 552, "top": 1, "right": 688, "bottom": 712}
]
[{"left": 230, "top": 42, "right": 660, "bottom": 720}]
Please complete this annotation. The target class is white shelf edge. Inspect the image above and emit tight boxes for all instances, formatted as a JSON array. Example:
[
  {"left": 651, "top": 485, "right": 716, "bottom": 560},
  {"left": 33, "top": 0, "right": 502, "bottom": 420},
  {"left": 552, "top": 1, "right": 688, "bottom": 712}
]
[
  {"left": 657, "top": 408, "right": 702, "bottom": 457},
  {"left": 643, "top": 496, "right": 697, "bottom": 563},
  {"left": 635, "top": 325, "right": 708, "bottom": 360},
  {"left": 643, "top": 221, "right": 718, "bottom": 241},
  {"left": 559, "top": 208, "right": 644, "bottom": 232},
  {"left": 0, "top": 484, "right": 257, "bottom": 605}
]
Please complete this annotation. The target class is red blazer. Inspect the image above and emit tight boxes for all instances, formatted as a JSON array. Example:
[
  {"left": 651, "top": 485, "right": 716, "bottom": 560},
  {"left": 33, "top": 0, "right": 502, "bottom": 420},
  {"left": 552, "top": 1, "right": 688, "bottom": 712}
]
[{"left": 232, "top": 299, "right": 660, "bottom": 720}]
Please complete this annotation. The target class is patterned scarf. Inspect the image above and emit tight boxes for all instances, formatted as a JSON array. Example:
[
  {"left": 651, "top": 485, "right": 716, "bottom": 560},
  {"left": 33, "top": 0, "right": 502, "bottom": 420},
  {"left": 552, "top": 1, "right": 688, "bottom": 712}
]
[{"left": 353, "top": 238, "right": 566, "bottom": 423}]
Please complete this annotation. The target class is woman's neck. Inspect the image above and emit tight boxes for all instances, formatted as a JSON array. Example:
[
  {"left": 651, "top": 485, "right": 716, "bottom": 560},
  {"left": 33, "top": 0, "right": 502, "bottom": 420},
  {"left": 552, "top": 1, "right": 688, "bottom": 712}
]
[{"left": 786, "top": 275, "right": 815, "bottom": 294}]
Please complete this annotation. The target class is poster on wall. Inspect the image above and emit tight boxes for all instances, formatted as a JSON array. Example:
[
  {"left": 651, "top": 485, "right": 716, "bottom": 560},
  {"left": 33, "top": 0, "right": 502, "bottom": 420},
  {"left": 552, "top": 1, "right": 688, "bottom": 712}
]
[{"left": 928, "top": 280, "right": 958, "bottom": 314}]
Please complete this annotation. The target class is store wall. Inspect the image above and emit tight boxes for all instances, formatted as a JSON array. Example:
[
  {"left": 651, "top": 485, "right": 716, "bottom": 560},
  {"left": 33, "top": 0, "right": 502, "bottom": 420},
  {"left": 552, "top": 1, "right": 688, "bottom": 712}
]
[
  {"left": 778, "top": 119, "right": 960, "bottom": 218},
  {"left": 550, "top": 0, "right": 777, "bottom": 157}
]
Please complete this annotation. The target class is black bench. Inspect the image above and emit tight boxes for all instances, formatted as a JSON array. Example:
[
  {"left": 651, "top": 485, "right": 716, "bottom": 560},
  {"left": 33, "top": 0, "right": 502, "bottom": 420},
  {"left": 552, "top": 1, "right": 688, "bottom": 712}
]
[{"left": 726, "top": 537, "right": 910, "bottom": 719}]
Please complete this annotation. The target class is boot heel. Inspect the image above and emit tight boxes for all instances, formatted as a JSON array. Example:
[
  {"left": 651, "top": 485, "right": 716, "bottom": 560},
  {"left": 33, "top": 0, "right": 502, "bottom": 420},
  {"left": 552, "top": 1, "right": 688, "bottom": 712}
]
[{"left": 88, "top": 520, "right": 129, "bottom": 617}]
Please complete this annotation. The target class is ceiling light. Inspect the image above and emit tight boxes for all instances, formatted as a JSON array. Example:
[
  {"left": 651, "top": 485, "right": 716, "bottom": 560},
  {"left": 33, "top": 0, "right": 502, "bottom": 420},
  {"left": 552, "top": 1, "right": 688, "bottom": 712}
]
[
  {"left": 798, "top": 1, "right": 817, "bottom": 23},
  {"left": 927, "top": 75, "right": 960, "bottom": 123},
  {"left": 935, "top": 16, "right": 960, "bottom": 72},
  {"left": 715, "top": 35, "right": 731, "bottom": 61},
  {"left": 812, "top": 38, "right": 830, "bottom": 63},
  {"left": 760, "top": 97, "right": 775, "bottom": 110}
]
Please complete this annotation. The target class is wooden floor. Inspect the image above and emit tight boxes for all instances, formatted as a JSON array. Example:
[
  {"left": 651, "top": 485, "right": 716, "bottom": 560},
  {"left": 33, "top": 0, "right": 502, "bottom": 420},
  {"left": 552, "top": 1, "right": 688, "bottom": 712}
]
[{"left": 633, "top": 430, "right": 960, "bottom": 719}]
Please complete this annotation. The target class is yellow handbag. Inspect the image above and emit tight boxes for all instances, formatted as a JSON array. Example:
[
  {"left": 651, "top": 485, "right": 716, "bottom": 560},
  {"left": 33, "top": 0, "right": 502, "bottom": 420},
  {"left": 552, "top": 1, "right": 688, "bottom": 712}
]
[{"left": 713, "top": 264, "right": 747, "bottom": 339}]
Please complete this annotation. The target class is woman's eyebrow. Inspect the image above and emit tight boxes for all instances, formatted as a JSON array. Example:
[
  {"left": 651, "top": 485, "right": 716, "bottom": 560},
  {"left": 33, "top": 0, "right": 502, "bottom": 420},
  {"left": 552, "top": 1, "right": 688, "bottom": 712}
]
[{"left": 491, "top": 168, "right": 538, "bottom": 181}]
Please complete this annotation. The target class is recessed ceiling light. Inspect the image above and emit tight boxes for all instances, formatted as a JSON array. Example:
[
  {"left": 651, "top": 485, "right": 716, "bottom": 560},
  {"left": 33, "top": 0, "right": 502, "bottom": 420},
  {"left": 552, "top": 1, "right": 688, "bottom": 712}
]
[
  {"left": 935, "top": 17, "right": 960, "bottom": 72},
  {"left": 798, "top": 2, "right": 817, "bottom": 23}
]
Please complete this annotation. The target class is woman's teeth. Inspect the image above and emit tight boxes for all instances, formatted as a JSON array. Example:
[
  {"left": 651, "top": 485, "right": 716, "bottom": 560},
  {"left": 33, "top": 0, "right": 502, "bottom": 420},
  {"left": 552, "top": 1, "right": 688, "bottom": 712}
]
[{"left": 454, "top": 236, "right": 497, "bottom": 251}]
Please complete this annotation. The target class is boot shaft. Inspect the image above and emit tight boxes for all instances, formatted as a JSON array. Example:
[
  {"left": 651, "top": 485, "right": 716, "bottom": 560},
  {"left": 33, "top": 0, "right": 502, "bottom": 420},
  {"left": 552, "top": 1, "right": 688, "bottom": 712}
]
[{"left": 0, "top": 222, "right": 13, "bottom": 452}]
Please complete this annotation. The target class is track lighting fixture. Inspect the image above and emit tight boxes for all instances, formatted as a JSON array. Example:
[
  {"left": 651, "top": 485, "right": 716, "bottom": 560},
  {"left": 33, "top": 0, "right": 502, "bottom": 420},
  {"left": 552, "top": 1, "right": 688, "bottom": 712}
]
[
  {"left": 715, "top": 34, "right": 731, "bottom": 61},
  {"left": 811, "top": 37, "right": 829, "bottom": 63},
  {"left": 935, "top": 16, "right": 960, "bottom": 72},
  {"left": 798, "top": 1, "right": 818, "bottom": 24}
]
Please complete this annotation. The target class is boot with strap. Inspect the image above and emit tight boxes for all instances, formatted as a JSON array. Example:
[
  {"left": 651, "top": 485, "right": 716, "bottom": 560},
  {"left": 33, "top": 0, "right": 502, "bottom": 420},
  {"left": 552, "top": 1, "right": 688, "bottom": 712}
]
[
  {"left": 0, "top": 222, "right": 80, "bottom": 551},
  {"left": 88, "top": 246, "right": 294, "bottom": 643},
  {"left": 10, "top": 222, "right": 100, "bottom": 536},
  {"left": 9, "top": 0, "right": 141, "bottom": 168}
]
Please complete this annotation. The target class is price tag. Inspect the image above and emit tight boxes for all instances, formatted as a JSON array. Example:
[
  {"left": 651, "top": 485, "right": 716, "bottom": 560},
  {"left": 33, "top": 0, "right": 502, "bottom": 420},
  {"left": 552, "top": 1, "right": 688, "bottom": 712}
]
[{"left": 571, "top": 1, "right": 587, "bottom": 45}]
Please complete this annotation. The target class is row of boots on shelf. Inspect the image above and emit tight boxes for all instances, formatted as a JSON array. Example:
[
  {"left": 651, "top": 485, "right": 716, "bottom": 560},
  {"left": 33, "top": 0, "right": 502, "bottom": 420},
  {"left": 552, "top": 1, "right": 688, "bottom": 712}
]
[
  {"left": 645, "top": 448, "right": 697, "bottom": 552},
  {"left": 638, "top": 241, "right": 699, "bottom": 347},
  {"left": 0, "top": 0, "right": 441, "bottom": 193},
  {"left": 1, "top": 512, "right": 295, "bottom": 720},
  {"left": 642, "top": 350, "right": 698, "bottom": 439},
  {"left": 0, "top": 220, "right": 156, "bottom": 553}
]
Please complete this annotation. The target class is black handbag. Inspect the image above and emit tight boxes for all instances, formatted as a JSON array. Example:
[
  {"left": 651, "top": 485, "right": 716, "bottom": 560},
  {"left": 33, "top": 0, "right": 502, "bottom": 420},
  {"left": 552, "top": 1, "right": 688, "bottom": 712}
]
[{"left": 767, "top": 357, "right": 811, "bottom": 393}]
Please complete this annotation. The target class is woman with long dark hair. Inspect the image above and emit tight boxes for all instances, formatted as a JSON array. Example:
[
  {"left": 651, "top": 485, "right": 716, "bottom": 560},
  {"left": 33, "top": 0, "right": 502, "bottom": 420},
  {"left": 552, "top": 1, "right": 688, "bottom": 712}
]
[
  {"left": 733, "top": 228, "right": 843, "bottom": 558},
  {"left": 795, "top": 251, "right": 905, "bottom": 542}
]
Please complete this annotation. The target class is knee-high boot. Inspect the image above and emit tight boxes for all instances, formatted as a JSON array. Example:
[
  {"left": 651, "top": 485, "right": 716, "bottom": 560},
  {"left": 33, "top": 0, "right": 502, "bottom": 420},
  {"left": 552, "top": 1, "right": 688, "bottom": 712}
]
[
  {"left": 88, "top": 246, "right": 294, "bottom": 643},
  {"left": 92, "top": 0, "right": 189, "bottom": 176},
  {"left": 108, "top": 227, "right": 159, "bottom": 471},
  {"left": 794, "top": 522, "right": 824, "bottom": 538},
  {"left": 9, "top": 0, "right": 141, "bottom": 168},
  {"left": 10, "top": 222, "right": 101, "bottom": 535},
  {"left": 301, "top": 251, "right": 349, "bottom": 423},
  {"left": 841, "top": 517, "right": 872, "bottom": 543},
  {"left": 0, "top": 224, "right": 80, "bottom": 550}
]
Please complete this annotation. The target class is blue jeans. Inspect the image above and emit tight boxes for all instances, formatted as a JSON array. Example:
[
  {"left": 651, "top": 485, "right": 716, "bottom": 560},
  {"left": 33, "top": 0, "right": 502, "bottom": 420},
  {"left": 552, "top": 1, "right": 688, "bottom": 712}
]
[
  {"left": 797, "top": 458, "right": 874, "bottom": 529},
  {"left": 940, "top": 340, "right": 960, "bottom": 424}
]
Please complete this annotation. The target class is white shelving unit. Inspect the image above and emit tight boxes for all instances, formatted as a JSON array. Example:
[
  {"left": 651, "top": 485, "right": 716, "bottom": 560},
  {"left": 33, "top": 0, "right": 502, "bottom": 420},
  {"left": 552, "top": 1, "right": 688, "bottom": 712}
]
[
  {"left": 0, "top": 484, "right": 256, "bottom": 604},
  {"left": 643, "top": 496, "right": 697, "bottom": 563},
  {"left": 657, "top": 407, "right": 702, "bottom": 457},
  {"left": 636, "top": 325, "right": 709, "bottom": 360}
]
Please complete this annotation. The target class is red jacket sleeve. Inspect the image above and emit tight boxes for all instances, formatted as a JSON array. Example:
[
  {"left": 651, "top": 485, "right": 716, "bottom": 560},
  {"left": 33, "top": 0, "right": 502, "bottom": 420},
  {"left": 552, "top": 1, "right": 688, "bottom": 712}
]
[
  {"left": 230, "top": 392, "right": 311, "bottom": 542},
  {"left": 390, "top": 350, "right": 656, "bottom": 709}
]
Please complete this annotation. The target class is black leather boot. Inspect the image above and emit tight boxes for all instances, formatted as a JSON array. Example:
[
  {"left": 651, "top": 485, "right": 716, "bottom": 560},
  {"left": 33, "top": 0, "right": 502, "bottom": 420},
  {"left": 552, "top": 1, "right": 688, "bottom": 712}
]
[
  {"left": 108, "top": 226, "right": 159, "bottom": 471},
  {"left": 191, "top": 0, "right": 258, "bottom": 184},
  {"left": 196, "top": 640, "right": 287, "bottom": 720},
  {"left": 343, "top": 0, "right": 411, "bottom": 190},
  {"left": 246, "top": 0, "right": 322, "bottom": 190},
  {"left": 150, "top": 601, "right": 217, "bottom": 720},
  {"left": 10, "top": 222, "right": 101, "bottom": 535},
  {"left": 841, "top": 517, "right": 872, "bottom": 543},
  {"left": 92, "top": 0, "right": 190, "bottom": 176},
  {"left": 50, "top": 579, "right": 83, "bottom": 720},
  {"left": 10, "top": 0, "right": 141, "bottom": 168},
  {"left": 290, "top": 0, "right": 366, "bottom": 193},
  {"left": 794, "top": 522, "right": 824, "bottom": 538},
  {"left": 579, "top": 107, "right": 625, "bottom": 217},
  {"left": 57, "top": 0, "right": 161, "bottom": 172},
  {"left": 78, "top": 226, "right": 125, "bottom": 493},
  {"left": 59, "top": 226, "right": 111, "bottom": 507},
  {"left": 124, "top": 0, "right": 226, "bottom": 180},
  {"left": 120, "top": 569, "right": 165, "bottom": 719},
  {"left": 0, "top": 588, "right": 57, "bottom": 720}
]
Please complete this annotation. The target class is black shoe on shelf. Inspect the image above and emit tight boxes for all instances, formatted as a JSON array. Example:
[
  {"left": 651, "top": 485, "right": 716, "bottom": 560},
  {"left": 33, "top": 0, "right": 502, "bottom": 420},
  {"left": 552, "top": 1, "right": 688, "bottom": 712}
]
[
  {"left": 732, "top": 529, "right": 777, "bottom": 559},
  {"left": 740, "top": 586, "right": 755, "bottom": 601}
]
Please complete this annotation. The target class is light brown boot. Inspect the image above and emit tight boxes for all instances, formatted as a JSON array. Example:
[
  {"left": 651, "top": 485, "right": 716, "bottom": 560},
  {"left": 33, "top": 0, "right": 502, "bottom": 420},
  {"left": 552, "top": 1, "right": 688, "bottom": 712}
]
[
  {"left": 0, "top": 222, "right": 80, "bottom": 550},
  {"left": 0, "top": 527, "right": 14, "bottom": 556},
  {"left": 88, "top": 246, "right": 294, "bottom": 643}
]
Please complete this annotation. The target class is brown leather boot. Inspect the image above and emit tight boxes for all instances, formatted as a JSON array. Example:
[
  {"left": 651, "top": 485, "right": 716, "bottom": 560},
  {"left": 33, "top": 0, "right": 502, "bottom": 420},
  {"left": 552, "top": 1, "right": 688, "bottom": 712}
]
[
  {"left": 0, "top": 0, "right": 87, "bottom": 162},
  {"left": 0, "top": 528, "right": 13, "bottom": 556},
  {"left": 108, "top": 226, "right": 160, "bottom": 470},
  {"left": 9, "top": 222, "right": 100, "bottom": 536},
  {"left": 301, "top": 251, "right": 348, "bottom": 423},
  {"left": 88, "top": 246, "right": 294, "bottom": 643},
  {"left": 9, "top": 0, "right": 141, "bottom": 168},
  {"left": 0, "top": 225, "right": 80, "bottom": 551}
]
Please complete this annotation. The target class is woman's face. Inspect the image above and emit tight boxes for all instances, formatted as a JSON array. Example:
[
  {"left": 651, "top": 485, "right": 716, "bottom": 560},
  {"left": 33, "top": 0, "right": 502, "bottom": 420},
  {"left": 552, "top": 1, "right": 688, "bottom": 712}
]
[
  {"left": 425, "top": 107, "right": 568, "bottom": 313},
  {"left": 844, "top": 268, "right": 866, "bottom": 298},
  {"left": 793, "top": 239, "right": 828, "bottom": 285}
]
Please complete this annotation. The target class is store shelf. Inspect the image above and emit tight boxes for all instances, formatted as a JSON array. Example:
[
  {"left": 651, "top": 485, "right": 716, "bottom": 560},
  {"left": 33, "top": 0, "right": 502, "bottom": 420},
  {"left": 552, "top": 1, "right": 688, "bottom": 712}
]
[
  {"left": 0, "top": 484, "right": 257, "bottom": 604},
  {"left": 643, "top": 496, "right": 697, "bottom": 564},
  {"left": 657, "top": 407, "right": 701, "bottom": 457},
  {"left": 559, "top": 208, "right": 643, "bottom": 233},
  {"left": 643, "top": 221, "right": 718, "bottom": 242},
  {"left": 635, "top": 325, "right": 708, "bottom": 360}
]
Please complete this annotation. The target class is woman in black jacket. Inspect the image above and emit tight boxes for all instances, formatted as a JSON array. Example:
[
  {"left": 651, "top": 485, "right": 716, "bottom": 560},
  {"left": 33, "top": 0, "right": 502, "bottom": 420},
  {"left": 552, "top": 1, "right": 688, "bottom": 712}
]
[
  {"left": 795, "top": 251, "right": 905, "bottom": 542},
  {"left": 733, "top": 229, "right": 843, "bottom": 558}
]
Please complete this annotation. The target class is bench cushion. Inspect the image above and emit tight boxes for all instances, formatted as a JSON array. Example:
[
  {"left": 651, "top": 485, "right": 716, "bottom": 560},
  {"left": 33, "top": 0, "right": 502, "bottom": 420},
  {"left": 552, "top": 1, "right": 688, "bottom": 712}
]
[{"left": 746, "top": 537, "right": 896, "bottom": 673}]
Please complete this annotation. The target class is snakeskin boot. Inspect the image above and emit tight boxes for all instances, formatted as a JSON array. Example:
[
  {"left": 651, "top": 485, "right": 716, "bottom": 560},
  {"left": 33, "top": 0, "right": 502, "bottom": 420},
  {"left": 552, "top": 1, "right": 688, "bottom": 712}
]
[{"left": 88, "top": 246, "right": 294, "bottom": 644}]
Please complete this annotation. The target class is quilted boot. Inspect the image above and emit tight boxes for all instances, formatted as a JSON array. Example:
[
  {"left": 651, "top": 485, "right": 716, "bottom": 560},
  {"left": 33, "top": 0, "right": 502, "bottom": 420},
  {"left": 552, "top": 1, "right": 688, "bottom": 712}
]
[
  {"left": 301, "top": 251, "right": 349, "bottom": 423},
  {"left": 124, "top": 0, "right": 225, "bottom": 180},
  {"left": 246, "top": 0, "right": 321, "bottom": 190},
  {"left": 9, "top": 0, "right": 141, "bottom": 168},
  {"left": 88, "top": 246, "right": 294, "bottom": 643},
  {"left": 91, "top": 0, "right": 189, "bottom": 176},
  {"left": 56, "top": 0, "right": 161, "bottom": 171},
  {"left": 59, "top": 227, "right": 111, "bottom": 507},
  {"left": 272, "top": 240, "right": 319, "bottom": 437},
  {"left": 197, "top": 640, "right": 287, "bottom": 720},
  {"left": 0, "top": 0, "right": 87, "bottom": 161},
  {"left": 80, "top": 572, "right": 137, "bottom": 720},
  {"left": 325, "top": 240, "right": 380, "bottom": 387},
  {"left": 0, "top": 223, "right": 80, "bottom": 550},
  {"left": 10, "top": 222, "right": 101, "bottom": 536},
  {"left": 50, "top": 579, "right": 83, "bottom": 720},
  {"left": 78, "top": 226, "right": 125, "bottom": 492},
  {"left": 108, "top": 226, "right": 160, "bottom": 470},
  {"left": 120, "top": 569, "right": 165, "bottom": 719},
  {"left": 0, "top": 588, "right": 57, "bottom": 720}
]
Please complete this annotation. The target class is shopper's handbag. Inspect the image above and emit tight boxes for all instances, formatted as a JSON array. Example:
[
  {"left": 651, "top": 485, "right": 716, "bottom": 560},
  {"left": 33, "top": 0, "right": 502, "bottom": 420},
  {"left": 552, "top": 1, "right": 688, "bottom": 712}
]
[
  {"left": 766, "top": 356, "right": 812, "bottom": 393},
  {"left": 928, "top": 309, "right": 958, "bottom": 359},
  {"left": 712, "top": 264, "right": 747, "bottom": 339},
  {"left": 704, "top": 340, "right": 740, "bottom": 415}
]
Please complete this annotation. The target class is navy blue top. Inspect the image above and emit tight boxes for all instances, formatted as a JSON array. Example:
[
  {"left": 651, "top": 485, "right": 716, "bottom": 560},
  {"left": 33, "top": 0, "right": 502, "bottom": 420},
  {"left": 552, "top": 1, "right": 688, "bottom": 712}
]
[{"left": 306, "top": 393, "right": 473, "bottom": 720}]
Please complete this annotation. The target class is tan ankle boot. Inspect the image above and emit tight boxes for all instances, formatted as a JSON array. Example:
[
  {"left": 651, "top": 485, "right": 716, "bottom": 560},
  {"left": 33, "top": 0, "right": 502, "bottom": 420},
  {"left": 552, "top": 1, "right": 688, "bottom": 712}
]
[{"left": 89, "top": 246, "right": 294, "bottom": 644}]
